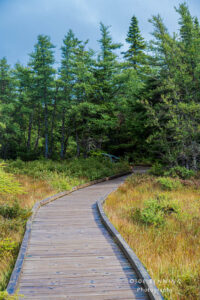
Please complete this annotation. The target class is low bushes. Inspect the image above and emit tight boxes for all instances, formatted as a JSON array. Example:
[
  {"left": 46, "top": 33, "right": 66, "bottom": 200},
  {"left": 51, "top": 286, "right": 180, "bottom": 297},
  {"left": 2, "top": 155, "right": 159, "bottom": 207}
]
[
  {"left": 156, "top": 177, "right": 182, "bottom": 191},
  {"left": 164, "top": 166, "right": 195, "bottom": 179},
  {"left": 132, "top": 194, "right": 180, "bottom": 226},
  {"left": 0, "top": 164, "right": 24, "bottom": 196},
  {"left": 0, "top": 202, "right": 31, "bottom": 220},
  {"left": 150, "top": 164, "right": 196, "bottom": 180},
  {"left": 0, "top": 291, "right": 20, "bottom": 299},
  {"left": 6, "top": 157, "right": 130, "bottom": 191},
  {"left": 104, "top": 173, "right": 200, "bottom": 299}
]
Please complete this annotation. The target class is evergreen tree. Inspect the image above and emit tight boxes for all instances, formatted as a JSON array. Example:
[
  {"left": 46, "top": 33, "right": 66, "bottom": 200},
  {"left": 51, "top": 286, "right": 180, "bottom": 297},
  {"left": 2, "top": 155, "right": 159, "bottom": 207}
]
[
  {"left": 59, "top": 30, "right": 80, "bottom": 159},
  {"left": 145, "top": 4, "right": 200, "bottom": 167},
  {"left": 95, "top": 22, "right": 122, "bottom": 103},
  {"left": 175, "top": 3, "right": 200, "bottom": 102},
  {"left": 29, "top": 35, "right": 55, "bottom": 158},
  {"left": 0, "top": 58, "right": 18, "bottom": 158},
  {"left": 14, "top": 64, "right": 35, "bottom": 154},
  {"left": 70, "top": 40, "right": 97, "bottom": 156},
  {"left": 123, "top": 16, "right": 146, "bottom": 69}
]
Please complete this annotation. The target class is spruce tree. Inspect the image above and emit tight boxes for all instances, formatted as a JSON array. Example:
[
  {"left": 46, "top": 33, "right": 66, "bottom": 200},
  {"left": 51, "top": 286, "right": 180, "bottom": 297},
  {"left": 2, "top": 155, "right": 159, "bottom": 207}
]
[
  {"left": 59, "top": 29, "right": 80, "bottom": 159},
  {"left": 29, "top": 35, "right": 55, "bottom": 158},
  {"left": 14, "top": 64, "right": 35, "bottom": 153},
  {"left": 124, "top": 16, "right": 146, "bottom": 69},
  {"left": 95, "top": 22, "right": 122, "bottom": 103},
  {"left": 70, "top": 40, "right": 96, "bottom": 156},
  {"left": 0, "top": 58, "right": 18, "bottom": 158}
]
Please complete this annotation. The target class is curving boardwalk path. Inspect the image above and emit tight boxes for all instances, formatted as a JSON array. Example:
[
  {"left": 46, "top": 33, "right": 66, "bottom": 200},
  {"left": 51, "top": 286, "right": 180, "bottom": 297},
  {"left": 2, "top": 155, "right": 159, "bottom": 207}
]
[{"left": 18, "top": 176, "right": 149, "bottom": 299}]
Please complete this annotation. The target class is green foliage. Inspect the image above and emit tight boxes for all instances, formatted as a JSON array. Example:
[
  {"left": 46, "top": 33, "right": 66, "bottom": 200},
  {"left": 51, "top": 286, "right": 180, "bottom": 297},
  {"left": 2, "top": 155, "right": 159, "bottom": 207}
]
[
  {"left": 0, "top": 291, "right": 21, "bottom": 299},
  {"left": 29, "top": 35, "right": 55, "bottom": 159},
  {"left": 132, "top": 194, "right": 180, "bottom": 226},
  {"left": 0, "top": 238, "right": 18, "bottom": 258},
  {"left": 156, "top": 177, "right": 182, "bottom": 190},
  {"left": 0, "top": 2, "right": 200, "bottom": 169},
  {"left": 0, "top": 164, "right": 24, "bottom": 195},
  {"left": 149, "top": 162, "right": 164, "bottom": 176},
  {"left": 0, "top": 202, "right": 31, "bottom": 220},
  {"left": 145, "top": 3, "right": 200, "bottom": 169},
  {"left": 123, "top": 15, "right": 146, "bottom": 68},
  {"left": 177, "top": 271, "right": 200, "bottom": 299},
  {"left": 6, "top": 158, "right": 130, "bottom": 191},
  {"left": 164, "top": 166, "right": 195, "bottom": 179}
]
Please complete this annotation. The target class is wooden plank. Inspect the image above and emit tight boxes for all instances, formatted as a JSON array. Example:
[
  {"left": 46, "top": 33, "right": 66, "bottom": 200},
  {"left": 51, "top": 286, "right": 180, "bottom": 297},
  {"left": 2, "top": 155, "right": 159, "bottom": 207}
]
[{"left": 16, "top": 177, "right": 149, "bottom": 299}]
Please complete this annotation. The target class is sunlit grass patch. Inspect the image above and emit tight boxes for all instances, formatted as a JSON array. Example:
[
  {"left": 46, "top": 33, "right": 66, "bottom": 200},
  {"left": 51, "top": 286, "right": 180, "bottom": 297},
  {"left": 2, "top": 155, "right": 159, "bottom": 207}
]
[
  {"left": 104, "top": 174, "right": 200, "bottom": 300},
  {"left": 0, "top": 164, "right": 25, "bottom": 196},
  {"left": 0, "top": 170, "right": 56, "bottom": 291}
]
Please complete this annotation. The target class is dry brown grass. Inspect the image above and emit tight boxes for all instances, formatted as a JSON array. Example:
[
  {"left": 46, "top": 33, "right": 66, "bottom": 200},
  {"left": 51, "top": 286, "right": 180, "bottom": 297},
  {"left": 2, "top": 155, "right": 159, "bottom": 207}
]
[
  {"left": 104, "top": 174, "right": 200, "bottom": 300},
  {"left": 0, "top": 174, "right": 57, "bottom": 290},
  {"left": 0, "top": 174, "right": 56, "bottom": 208}
]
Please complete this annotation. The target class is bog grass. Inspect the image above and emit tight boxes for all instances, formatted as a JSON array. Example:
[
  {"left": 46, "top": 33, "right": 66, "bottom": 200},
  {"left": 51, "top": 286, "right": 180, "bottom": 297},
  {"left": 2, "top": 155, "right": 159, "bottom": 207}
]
[
  {"left": 6, "top": 157, "right": 129, "bottom": 191},
  {"left": 104, "top": 173, "right": 200, "bottom": 300},
  {"left": 0, "top": 157, "right": 130, "bottom": 293},
  {"left": 0, "top": 165, "right": 56, "bottom": 293}
]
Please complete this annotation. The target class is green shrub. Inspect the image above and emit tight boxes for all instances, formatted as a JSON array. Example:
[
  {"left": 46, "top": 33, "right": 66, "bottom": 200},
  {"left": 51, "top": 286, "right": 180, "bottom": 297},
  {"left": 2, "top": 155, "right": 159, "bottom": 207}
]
[
  {"left": 178, "top": 271, "right": 200, "bottom": 299},
  {"left": 5, "top": 158, "right": 130, "bottom": 191},
  {"left": 48, "top": 173, "right": 85, "bottom": 191},
  {"left": 149, "top": 162, "right": 164, "bottom": 176},
  {"left": 0, "top": 291, "right": 21, "bottom": 299},
  {"left": 132, "top": 194, "right": 180, "bottom": 226},
  {"left": 0, "top": 218, "right": 22, "bottom": 234},
  {"left": 0, "top": 202, "right": 31, "bottom": 220},
  {"left": 0, "top": 238, "right": 18, "bottom": 258},
  {"left": 0, "top": 164, "right": 25, "bottom": 195},
  {"left": 164, "top": 166, "right": 195, "bottom": 179},
  {"left": 157, "top": 177, "right": 182, "bottom": 190}
]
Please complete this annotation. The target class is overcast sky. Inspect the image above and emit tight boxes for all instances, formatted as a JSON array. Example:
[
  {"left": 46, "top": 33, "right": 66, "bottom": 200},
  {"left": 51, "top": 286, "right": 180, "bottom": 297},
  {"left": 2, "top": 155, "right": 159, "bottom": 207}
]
[{"left": 1, "top": 0, "right": 200, "bottom": 66}]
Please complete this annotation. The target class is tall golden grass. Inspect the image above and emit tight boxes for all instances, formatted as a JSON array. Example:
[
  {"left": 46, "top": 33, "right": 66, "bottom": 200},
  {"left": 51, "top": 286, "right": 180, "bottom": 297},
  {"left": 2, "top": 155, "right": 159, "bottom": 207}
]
[
  {"left": 104, "top": 174, "right": 200, "bottom": 300},
  {"left": 0, "top": 174, "right": 56, "bottom": 291}
]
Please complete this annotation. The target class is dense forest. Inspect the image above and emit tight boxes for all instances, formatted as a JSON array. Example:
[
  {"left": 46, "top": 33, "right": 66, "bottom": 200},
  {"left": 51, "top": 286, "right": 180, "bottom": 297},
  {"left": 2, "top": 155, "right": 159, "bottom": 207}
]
[{"left": 1, "top": 2, "right": 200, "bottom": 169}]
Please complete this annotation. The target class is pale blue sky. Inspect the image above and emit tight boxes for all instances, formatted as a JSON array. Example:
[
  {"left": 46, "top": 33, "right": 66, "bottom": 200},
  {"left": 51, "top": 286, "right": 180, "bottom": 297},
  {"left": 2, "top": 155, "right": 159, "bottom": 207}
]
[{"left": 0, "top": 0, "right": 200, "bottom": 66}]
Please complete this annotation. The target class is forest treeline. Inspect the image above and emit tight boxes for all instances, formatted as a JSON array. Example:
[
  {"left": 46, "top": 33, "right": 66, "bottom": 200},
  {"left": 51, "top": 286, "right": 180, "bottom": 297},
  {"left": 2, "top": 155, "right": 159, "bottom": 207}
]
[{"left": 1, "top": 3, "right": 200, "bottom": 169}]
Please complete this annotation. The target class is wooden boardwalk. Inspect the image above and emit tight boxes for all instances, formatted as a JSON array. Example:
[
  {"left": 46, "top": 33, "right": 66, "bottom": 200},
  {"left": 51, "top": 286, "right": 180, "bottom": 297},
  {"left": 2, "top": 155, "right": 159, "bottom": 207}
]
[{"left": 18, "top": 176, "right": 149, "bottom": 299}]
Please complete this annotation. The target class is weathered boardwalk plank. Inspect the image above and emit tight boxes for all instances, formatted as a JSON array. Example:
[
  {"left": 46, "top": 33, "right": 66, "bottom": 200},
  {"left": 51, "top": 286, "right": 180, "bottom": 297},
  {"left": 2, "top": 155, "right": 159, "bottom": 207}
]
[{"left": 18, "top": 176, "right": 149, "bottom": 299}]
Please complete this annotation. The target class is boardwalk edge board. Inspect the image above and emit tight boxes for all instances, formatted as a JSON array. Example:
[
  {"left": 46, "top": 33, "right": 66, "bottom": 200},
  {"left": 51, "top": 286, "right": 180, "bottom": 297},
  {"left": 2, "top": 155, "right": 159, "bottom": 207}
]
[
  {"left": 97, "top": 197, "right": 164, "bottom": 300},
  {"left": 6, "top": 171, "right": 131, "bottom": 295}
]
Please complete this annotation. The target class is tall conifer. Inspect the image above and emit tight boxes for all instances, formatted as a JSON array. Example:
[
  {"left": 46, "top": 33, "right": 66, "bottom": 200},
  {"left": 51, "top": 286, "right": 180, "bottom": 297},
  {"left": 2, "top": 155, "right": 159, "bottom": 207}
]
[{"left": 124, "top": 16, "right": 146, "bottom": 68}]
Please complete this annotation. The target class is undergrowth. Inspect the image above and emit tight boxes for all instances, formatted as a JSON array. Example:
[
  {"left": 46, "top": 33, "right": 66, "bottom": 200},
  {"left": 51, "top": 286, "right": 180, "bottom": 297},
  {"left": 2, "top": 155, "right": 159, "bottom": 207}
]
[
  {"left": 104, "top": 173, "right": 200, "bottom": 299},
  {"left": 6, "top": 157, "right": 130, "bottom": 191}
]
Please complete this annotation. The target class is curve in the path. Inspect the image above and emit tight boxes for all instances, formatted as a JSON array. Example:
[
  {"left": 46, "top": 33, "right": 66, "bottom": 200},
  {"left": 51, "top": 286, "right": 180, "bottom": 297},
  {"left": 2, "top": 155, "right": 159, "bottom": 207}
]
[{"left": 17, "top": 176, "right": 149, "bottom": 299}]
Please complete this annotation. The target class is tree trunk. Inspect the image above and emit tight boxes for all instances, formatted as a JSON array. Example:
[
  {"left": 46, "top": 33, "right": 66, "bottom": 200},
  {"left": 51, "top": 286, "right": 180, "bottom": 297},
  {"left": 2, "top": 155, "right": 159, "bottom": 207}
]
[
  {"left": 34, "top": 117, "right": 41, "bottom": 151},
  {"left": 76, "top": 131, "right": 80, "bottom": 157},
  {"left": 63, "top": 136, "right": 69, "bottom": 159},
  {"left": 27, "top": 112, "right": 33, "bottom": 151},
  {"left": 44, "top": 101, "right": 49, "bottom": 159},
  {"left": 60, "top": 108, "right": 66, "bottom": 160},
  {"left": 49, "top": 93, "right": 57, "bottom": 157}
]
